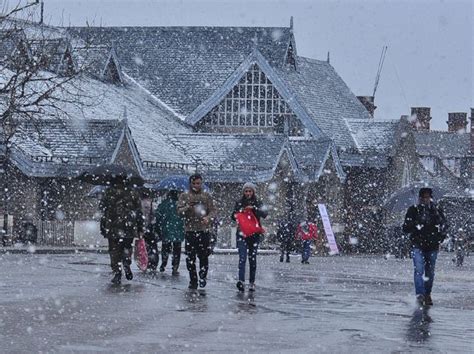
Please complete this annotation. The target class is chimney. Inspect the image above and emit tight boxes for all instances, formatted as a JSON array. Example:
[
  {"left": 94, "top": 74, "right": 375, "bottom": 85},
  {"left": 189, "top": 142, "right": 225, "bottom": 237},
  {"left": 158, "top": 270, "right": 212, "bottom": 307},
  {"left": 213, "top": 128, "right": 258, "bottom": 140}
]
[
  {"left": 410, "top": 107, "right": 431, "bottom": 131},
  {"left": 447, "top": 112, "right": 468, "bottom": 133},
  {"left": 357, "top": 96, "right": 376, "bottom": 118}
]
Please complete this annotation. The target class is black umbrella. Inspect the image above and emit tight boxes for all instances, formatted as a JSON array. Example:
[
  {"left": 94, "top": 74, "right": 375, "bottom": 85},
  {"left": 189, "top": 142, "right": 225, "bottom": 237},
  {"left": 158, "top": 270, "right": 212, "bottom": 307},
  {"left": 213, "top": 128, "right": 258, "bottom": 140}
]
[
  {"left": 77, "top": 164, "right": 144, "bottom": 186},
  {"left": 383, "top": 183, "right": 447, "bottom": 213}
]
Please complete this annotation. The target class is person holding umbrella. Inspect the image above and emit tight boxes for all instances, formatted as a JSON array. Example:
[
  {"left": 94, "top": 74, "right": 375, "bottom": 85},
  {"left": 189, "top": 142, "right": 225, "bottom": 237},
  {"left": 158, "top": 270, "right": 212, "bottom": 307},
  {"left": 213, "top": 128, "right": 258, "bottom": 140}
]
[
  {"left": 403, "top": 187, "right": 448, "bottom": 306},
  {"left": 82, "top": 164, "right": 144, "bottom": 285},
  {"left": 177, "top": 174, "right": 216, "bottom": 290},
  {"left": 155, "top": 190, "right": 185, "bottom": 275}
]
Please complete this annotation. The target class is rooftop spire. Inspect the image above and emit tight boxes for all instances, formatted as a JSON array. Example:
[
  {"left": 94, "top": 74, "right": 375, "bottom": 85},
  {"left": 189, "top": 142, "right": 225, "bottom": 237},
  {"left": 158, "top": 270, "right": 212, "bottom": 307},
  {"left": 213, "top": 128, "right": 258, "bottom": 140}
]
[
  {"left": 327, "top": 51, "right": 330, "bottom": 64},
  {"left": 290, "top": 16, "right": 294, "bottom": 32}
]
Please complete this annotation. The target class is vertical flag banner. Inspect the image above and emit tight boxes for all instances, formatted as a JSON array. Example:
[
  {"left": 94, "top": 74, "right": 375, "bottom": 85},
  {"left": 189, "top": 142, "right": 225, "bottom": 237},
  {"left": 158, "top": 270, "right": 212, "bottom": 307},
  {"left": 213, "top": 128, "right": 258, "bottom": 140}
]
[{"left": 318, "top": 204, "right": 339, "bottom": 255}]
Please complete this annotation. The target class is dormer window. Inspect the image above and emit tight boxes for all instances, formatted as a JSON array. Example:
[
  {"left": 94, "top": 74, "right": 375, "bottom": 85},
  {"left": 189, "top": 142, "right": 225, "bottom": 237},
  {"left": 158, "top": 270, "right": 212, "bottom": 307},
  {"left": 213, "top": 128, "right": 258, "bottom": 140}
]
[
  {"left": 103, "top": 57, "right": 122, "bottom": 84},
  {"left": 59, "top": 48, "right": 75, "bottom": 76},
  {"left": 286, "top": 42, "right": 296, "bottom": 68}
]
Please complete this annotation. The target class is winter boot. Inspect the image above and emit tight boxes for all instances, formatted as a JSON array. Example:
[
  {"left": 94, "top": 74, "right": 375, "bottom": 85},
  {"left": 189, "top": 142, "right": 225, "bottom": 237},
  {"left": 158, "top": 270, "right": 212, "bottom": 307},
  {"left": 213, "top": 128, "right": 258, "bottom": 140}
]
[
  {"left": 111, "top": 273, "right": 121, "bottom": 285},
  {"left": 236, "top": 280, "right": 245, "bottom": 292},
  {"left": 280, "top": 255, "right": 284, "bottom": 262},
  {"left": 124, "top": 265, "right": 133, "bottom": 280},
  {"left": 286, "top": 256, "right": 290, "bottom": 263},
  {"left": 199, "top": 278, "right": 207, "bottom": 288},
  {"left": 249, "top": 283, "right": 256, "bottom": 292},
  {"left": 416, "top": 294, "right": 425, "bottom": 307},
  {"left": 159, "top": 266, "right": 166, "bottom": 273},
  {"left": 188, "top": 281, "right": 198, "bottom": 290},
  {"left": 424, "top": 294, "right": 433, "bottom": 306}
]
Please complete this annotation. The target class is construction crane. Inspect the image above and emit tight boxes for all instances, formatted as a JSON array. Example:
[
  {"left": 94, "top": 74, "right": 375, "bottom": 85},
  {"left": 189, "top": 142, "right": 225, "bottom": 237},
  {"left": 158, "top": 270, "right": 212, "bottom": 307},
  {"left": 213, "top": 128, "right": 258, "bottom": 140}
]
[{"left": 372, "top": 46, "right": 388, "bottom": 98}]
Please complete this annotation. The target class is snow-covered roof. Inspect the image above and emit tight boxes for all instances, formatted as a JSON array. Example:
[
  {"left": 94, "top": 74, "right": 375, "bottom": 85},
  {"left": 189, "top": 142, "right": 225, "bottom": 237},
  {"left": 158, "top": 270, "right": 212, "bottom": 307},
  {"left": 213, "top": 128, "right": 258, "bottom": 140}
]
[
  {"left": 68, "top": 26, "right": 379, "bottom": 153},
  {"left": 144, "top": 134, "right": 344, "bottom": 183},
  {"left": 67, "top": 26, "right": 292, "bottom": 118},
  {"left": 7, "top": 73, "right": 193, "bottom": 177},
  {"left": 276, "top": 57, "right": 372, "bottom": 149},
  {"left": 346, "top": 119, "right": 399, "bottom": 152},
  {"left": 414, "top": 131, "right": 470, "bottom": 158},
  {"left": 10, "top": 119, "right": 123, "bottom": 177}
]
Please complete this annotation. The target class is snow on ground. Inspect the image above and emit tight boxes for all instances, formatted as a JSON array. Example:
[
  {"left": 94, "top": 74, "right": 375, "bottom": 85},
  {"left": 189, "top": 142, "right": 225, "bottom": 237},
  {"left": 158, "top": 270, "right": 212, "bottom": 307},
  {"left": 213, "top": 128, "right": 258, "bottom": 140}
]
[{"left": 0, "top": 252, "right": 472, "bottom": 352}]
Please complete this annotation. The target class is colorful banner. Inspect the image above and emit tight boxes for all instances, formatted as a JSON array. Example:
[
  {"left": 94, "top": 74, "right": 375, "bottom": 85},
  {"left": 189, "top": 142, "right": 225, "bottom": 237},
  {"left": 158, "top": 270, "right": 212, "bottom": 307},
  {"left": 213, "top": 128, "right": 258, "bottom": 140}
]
[{"left": 317, "top": 204, "right": 339, "bottom": 255}]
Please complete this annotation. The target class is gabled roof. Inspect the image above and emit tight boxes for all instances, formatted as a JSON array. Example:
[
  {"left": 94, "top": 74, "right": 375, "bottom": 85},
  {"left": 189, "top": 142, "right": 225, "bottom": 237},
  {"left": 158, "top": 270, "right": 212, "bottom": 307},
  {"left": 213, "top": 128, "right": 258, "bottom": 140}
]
[
  {"left": 186, "top": 49, "right": 324, "bottom": 139},
  {"left": 6, "top": 73, "right": 192, "bottom": 177},
  {"left": 67, "top": 26, "right": 292, "bottom": 118},
  {"left": 289, "top": 138, "right": 346, "bottom": 182},
  {"left": 414, "top": 131, "right": 470, "bottom": 158},
  {"left": 346, "top": 119, "right": 399, "bottom": 153}
]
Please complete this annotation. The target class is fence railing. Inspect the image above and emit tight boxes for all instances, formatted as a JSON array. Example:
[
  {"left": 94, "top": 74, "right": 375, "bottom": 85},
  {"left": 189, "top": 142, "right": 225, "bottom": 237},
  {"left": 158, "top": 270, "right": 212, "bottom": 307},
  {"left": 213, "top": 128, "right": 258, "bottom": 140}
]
[{"left": 37, "top": 220, "right": 74, "bottom": 246}]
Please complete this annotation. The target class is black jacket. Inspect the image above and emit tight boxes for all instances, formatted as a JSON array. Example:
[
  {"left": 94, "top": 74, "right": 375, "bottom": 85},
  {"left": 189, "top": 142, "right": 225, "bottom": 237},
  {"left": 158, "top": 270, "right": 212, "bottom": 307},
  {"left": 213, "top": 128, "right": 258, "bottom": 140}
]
[
  {"left": 277, "top": 220, "right": 296, "bottom": 242},
  {"left": 402, "top": 203, "right": 448, "bottom": 251},
  {"left": 100, "top": 187, "right": 144, "bottom": 239},
  {"left": 231, "top": 197, "right": 268, "bottom": 222}
]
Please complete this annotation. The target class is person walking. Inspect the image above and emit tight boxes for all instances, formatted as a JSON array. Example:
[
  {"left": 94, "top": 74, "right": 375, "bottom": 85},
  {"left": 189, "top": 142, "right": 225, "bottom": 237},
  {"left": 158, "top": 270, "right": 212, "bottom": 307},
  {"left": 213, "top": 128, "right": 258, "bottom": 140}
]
[
  {"left": 277, "top": 218, "right": 295, "bottom": 263},
  {"left": 177, "top": 174, "right": 215, "bottom": 290},
  {"left": 155, "top": 190, "right": 185, "bottom": 275},
  {"left": 232, "top": 182, "right": 268, "bottom": 292},
  {"left": 100, "top": 181, "right": 144, "bottom": 284},
  {"left": 141, "top": 190, "right": 159, "bottom": 272},
  {"left": 403, "top": 187, "right": 448, "bottom": 306},
  {"left": 295, "top": 220, "right": 318, "bottom": 264}
]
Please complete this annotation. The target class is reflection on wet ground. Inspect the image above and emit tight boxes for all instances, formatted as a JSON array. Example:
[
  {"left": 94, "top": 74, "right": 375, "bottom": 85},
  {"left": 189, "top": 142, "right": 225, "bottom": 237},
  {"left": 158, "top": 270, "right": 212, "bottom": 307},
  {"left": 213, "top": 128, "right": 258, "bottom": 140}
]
[
  {"left": 406, "top": 307, "right": 433, "bottom": 344},
  {"left": 1, "top": 252, "right": 472, "bottom": 352}
]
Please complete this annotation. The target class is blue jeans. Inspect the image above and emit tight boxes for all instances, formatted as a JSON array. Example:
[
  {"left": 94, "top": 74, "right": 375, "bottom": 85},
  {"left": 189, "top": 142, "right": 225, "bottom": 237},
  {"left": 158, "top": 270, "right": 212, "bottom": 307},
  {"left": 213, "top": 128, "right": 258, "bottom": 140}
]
[
  {"left": 237, "top": 234, "right": 260, "bottom": 283},
  {"left": 412, "top": 248, "right": 438, "bottom": 295},
  {"left": 302, "top": 240, "right": 312, "bottom": 262}
]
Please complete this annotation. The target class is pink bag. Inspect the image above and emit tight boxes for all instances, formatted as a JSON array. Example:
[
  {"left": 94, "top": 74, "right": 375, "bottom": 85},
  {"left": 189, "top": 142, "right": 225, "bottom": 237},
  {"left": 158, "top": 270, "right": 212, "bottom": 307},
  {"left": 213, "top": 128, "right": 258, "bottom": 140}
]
[
  {"left": 134, "top": 238, "right": 148, "bottom": 272},
  {"left": 235, "top": 209, "right": 265, "bottom": 238}
]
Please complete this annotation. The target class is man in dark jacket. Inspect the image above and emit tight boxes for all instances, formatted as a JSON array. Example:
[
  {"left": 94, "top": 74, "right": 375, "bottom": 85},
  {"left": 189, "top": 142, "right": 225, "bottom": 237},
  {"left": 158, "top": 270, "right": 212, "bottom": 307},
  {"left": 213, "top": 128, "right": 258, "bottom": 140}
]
[
  {"left": 277, "top": 218, "right": 295, "bottom": 263},
  {"left": 100, "top": 182, "right": 144, "bottom": 284},
  {"left": 403, "top": 187, "right": 447, "bottom": 306},
  {"left": 177, "top": 174, "right": 215, "bottom": 290}
]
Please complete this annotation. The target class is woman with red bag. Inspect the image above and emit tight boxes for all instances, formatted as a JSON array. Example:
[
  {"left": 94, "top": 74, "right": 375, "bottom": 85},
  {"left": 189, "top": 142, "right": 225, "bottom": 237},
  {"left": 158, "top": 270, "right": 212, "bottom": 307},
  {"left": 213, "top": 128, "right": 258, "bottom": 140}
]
[
  {"left": 295, "top": 221, "right": 318, "bottom": 264},
  {"left": 232, "top": 182, "right": 268, "bottom": 292}
]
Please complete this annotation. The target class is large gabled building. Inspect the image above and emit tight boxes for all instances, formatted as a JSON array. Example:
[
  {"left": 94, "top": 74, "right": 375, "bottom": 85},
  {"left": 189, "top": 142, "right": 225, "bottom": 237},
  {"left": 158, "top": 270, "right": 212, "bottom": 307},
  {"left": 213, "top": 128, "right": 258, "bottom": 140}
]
[{"left": 5, "top": 19, "right": 470, "bottom": 251}]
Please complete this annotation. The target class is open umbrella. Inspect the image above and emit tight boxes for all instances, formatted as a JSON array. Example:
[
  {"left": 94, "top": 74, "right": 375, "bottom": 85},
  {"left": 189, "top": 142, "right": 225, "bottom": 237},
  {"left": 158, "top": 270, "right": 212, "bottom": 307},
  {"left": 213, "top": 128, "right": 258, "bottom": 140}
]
[
  {"left": 77, "top": 164, "right": 144, "bottom": 186},
  {"left": 384, "top": 183, "right": 447, "bottom": 213},
  {"left": 149, "top": 175, "right": 209, "bottom": 193},
  {"left": 86, "top": 185, "right": 107, "bottom": 198}
]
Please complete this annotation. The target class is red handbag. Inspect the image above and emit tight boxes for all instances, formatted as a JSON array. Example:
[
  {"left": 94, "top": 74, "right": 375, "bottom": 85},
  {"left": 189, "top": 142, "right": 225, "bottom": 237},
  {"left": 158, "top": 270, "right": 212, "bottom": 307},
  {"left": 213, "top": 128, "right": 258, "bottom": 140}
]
[
  {"left": 134, "top": 238, "right": 149, "bottom": 272},
  {"left": 235, "top": 209, "right": 265, "bottom": 238}
]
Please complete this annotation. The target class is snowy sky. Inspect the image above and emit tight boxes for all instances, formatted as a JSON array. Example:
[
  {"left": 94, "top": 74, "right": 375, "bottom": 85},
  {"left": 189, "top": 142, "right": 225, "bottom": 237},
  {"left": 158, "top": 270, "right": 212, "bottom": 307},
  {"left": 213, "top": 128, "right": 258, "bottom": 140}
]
[{"left": 7, "top": 0, "right": 473, "bottom": 131}]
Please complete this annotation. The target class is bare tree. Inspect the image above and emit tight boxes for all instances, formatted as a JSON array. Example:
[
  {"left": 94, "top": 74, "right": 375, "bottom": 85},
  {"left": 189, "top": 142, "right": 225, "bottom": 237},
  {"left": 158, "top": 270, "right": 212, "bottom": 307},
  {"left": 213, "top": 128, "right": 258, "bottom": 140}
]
[{"left": 0, "top": 2, "right": 92, "bottom": 244}]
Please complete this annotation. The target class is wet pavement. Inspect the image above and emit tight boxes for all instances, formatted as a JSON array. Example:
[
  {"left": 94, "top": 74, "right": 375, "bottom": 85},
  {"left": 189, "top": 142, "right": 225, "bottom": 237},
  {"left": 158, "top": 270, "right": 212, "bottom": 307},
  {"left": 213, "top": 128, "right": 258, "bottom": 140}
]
[{"left": 0, "top": 251, "right": 472, "bottom": 353}]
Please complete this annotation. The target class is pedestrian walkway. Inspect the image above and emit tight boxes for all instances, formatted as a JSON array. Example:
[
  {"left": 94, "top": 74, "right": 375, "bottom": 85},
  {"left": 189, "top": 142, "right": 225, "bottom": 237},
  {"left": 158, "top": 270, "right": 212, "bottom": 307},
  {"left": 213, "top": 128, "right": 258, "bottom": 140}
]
[{"left": 1, "top": 252, "right": 472, "bottom": 352}]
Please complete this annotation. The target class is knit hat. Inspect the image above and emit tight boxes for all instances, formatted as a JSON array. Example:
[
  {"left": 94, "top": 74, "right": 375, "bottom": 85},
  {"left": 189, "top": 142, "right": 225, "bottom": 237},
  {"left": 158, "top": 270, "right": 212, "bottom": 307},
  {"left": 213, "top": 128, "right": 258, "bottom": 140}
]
[
  {"left": 419, "top": 187, "right": 433, "bottom": 197},
  {"left": 242, "top": 182, "right": 257, "bottom": 194}
]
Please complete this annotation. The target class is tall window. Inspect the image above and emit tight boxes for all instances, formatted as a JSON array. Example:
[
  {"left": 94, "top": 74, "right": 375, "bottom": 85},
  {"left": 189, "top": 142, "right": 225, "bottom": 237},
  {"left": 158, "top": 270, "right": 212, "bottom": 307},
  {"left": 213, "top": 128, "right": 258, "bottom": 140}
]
[{"left": 201, "top": 64, "right": 303, "bottom": 135}]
